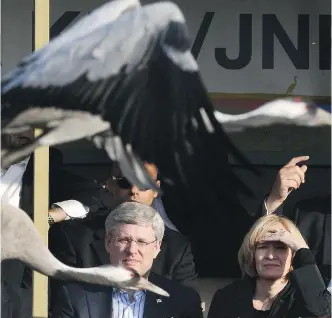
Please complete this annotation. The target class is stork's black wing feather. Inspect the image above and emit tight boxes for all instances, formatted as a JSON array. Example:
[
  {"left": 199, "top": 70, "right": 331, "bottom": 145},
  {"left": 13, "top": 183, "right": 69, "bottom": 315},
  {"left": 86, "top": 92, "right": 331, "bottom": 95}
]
[{"left": 2, "top": 1, "right": 256, "bottom": 235}]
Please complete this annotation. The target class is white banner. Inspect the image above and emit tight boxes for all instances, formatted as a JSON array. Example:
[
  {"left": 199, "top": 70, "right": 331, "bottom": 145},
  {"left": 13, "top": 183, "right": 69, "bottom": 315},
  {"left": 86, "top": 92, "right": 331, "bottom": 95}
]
[{"left": 178, "top": 0, "right": 330, "bottom": 97}]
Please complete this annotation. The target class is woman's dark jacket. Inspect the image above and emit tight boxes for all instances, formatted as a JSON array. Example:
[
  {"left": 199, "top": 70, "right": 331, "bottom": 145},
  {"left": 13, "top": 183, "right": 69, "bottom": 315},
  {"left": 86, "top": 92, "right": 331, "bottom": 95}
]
[{"left": 208, "top": 248, "right": 331, "bottom": 318}]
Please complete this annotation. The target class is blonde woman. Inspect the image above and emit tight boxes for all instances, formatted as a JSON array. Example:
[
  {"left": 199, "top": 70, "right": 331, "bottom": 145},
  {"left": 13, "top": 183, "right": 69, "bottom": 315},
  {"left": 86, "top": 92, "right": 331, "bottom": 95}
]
[{"left": 208, "top": 214, "right": 331, "bottom": 318}]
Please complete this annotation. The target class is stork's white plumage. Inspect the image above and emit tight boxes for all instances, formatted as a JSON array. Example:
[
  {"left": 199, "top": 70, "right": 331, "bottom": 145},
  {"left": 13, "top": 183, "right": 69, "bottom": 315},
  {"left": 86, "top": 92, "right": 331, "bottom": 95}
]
[{"left": 214, "top": 99, "right": 331, "bottom": 132}]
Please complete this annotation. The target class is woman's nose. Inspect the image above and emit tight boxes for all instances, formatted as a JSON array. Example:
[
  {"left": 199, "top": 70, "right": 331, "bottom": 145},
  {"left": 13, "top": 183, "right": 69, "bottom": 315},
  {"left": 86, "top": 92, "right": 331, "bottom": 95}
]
[{"left": 266, "top": 247, "right": 276, "bottom": 259}]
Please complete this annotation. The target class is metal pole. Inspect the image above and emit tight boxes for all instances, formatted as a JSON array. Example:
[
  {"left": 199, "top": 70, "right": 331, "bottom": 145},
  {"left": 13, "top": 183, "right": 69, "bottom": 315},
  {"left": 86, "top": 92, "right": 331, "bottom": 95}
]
[{"left": 33, "top": 1, "right": 50, "bottom": 317}]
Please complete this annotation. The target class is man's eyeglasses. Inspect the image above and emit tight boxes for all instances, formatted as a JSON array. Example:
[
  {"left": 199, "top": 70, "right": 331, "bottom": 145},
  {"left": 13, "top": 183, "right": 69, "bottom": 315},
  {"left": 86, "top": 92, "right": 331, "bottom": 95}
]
[{"left": 113, "top": 236, "right": 157, "bottom": 248}]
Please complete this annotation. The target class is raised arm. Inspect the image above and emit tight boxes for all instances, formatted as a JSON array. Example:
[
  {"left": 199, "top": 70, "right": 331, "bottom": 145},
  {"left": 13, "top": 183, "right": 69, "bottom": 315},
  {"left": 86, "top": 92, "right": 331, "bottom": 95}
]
[{"left": 264, "top": 156, "right": 309, "bottom": 215}]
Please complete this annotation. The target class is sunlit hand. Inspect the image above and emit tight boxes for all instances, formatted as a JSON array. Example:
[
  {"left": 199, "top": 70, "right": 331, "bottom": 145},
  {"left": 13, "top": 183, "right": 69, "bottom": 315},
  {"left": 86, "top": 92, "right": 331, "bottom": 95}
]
[
  {"left": 261, "top": 228, "right": 309, "bottom": 252},
  {"left": 266, "top": 156, "right": 309, "bottom": 213}
]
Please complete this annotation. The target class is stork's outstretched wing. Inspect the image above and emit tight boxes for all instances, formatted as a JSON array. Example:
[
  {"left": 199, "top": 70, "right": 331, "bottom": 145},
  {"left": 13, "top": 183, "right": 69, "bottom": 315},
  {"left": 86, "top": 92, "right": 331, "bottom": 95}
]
[
  {"left": 1, "top": 0, "right": 159, "bottom": 192},
  {"left": 1, "top": 203, "right": 169, "bottom": 296},
  {"left": 2, "top": 1, "right": 254, "bottom": 229}
]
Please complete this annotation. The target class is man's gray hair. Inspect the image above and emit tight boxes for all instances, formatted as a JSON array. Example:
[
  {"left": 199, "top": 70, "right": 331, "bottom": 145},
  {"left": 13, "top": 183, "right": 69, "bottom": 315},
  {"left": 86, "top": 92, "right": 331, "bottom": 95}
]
[{"left": 105, "top": 202, "right": 165, "bottom": 242}]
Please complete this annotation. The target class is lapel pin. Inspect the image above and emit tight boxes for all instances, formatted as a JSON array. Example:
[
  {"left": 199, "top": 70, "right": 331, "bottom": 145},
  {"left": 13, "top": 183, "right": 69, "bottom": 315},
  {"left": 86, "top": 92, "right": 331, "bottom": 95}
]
[{"left": 156, "top": 298, "right": 162, "bottom": 303}]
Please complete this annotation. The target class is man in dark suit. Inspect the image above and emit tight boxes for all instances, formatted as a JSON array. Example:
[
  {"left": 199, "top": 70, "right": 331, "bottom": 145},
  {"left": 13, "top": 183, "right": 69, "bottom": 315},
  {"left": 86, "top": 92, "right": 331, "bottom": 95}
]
[
  {"left": 49, "top": 162, "right": 198, "bottom": 291},
  {"left": 51, "top": 202, "right": 202, "bottom": 318}
]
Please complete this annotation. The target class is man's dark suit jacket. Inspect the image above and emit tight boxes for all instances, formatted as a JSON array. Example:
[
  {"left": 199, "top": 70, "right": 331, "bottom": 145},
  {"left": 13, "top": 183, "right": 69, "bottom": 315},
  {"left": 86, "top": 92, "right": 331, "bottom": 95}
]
[
  {"left": 292, "top": 195, "right": 331, "bottom": 282},
  {"left": 49, "top": 212, "right": 198, "bottom": 290},
  {"left": 52, "top": 273, "right": 203, "bottom": 318},
  {"left": 1, "top": 281, "right": 24, "bottom": 318}
]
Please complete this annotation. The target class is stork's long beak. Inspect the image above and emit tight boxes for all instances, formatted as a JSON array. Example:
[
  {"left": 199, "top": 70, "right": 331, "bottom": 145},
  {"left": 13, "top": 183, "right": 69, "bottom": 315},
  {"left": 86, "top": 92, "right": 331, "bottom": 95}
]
[{"left": 133, "top": 277, "right": 170, "bottom": 296}]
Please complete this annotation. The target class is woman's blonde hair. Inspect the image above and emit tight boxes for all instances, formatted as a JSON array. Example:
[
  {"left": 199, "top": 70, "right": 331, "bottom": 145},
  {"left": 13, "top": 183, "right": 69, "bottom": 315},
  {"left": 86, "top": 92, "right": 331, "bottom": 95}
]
[{"left": 238, "top": 214, "right": 305, "bottom": 277}]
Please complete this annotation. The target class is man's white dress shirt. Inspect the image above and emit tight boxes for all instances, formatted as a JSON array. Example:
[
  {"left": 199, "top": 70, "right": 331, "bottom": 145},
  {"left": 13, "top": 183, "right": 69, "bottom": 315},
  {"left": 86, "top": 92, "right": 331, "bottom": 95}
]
[
  {"left": 112, "top": 289, "right": 145, "bottom": 318},
  {"left": 0, "top": 158, "right": 88, "bottom": 219},
  {"left": 0, "top": 157, "right": 30, "bottom": 207}
]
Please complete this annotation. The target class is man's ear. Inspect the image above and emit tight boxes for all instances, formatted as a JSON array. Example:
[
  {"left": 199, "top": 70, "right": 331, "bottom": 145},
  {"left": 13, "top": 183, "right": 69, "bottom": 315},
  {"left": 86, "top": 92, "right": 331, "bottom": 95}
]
[
  {"left": 153, "top": 241, "right": 161, "bottom": 259},
  {"left": 153, "top": 181, "right": 161, "bottom": 198}
]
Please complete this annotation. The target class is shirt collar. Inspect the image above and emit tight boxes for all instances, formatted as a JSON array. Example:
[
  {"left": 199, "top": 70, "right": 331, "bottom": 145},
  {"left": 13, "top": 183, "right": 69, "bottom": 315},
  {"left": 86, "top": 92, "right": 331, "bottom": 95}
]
[{"left": 113, "top": 288, "right": 146, "bottom": 300}]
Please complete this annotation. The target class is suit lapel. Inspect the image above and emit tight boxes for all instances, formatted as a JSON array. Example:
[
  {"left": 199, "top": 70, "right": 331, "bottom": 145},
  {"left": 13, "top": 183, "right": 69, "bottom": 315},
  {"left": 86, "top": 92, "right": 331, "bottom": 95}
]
[
  {"left": 85, "top": 286, "right": 113, "bottom": 318},
  {"left": 90, "top": 228, "right": 110, "bottom": 265},
  {"left": 143, "top": 291, "right": 168, "bottom": 318},
  {"left": 143, "top": 273, "right": 171, "bottom": 318}
]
